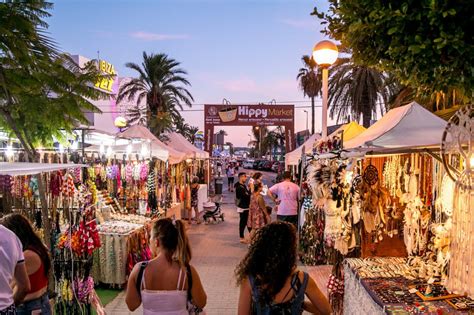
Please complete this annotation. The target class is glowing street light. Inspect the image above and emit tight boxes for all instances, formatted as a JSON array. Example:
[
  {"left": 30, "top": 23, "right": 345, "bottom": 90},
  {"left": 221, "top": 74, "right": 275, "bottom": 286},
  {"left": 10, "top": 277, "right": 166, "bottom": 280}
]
[
  {"left": 5, "top": 143, "right": 14, "bottom": 158},
  {"left": 313, "top": 40, "right": 338, "bottom": 139}
]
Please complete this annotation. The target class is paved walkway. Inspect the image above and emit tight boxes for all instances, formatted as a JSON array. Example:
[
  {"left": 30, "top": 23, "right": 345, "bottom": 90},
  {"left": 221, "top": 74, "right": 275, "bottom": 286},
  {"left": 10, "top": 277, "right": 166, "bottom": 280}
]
[{"left": 105, "top": 190, "right": 249, "bottom": 314}]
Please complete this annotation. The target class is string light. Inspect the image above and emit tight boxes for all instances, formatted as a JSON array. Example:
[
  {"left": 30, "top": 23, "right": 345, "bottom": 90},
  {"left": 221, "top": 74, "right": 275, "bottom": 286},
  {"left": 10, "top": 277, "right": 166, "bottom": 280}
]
[
  {"left": 140, "top": 143, "right": 149, "bottom": 158},
  {"left": 5, "top": 143, "right": 14, "bottom": 158}
]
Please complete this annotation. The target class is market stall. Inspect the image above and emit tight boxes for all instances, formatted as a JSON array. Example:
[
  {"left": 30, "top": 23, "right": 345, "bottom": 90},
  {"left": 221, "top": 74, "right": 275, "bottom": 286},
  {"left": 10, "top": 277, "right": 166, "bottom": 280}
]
[
  {"left": 0, "top": 162, "right": 103, "bottom": 315},
  {"left": 162, "top": 132, "right": 210, "bottom": 213},
  {"left": 285, "top": 133, "right": 321, "bottom": 167},
  {"left": 299, "top": 103, "right": 473, "bottom": 314}
]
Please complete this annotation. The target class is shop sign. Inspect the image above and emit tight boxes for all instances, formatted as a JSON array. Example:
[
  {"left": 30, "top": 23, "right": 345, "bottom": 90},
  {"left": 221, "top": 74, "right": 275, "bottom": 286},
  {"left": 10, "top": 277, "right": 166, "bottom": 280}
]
[
  {"left": 95, "top": 60, "right": 116, "bottom": 92},
  {"left": 204, "top": 104, "right": 295, "bottom": 154},
  {"left": 205, "top": 104, "right": 294, "bottom": 126}
]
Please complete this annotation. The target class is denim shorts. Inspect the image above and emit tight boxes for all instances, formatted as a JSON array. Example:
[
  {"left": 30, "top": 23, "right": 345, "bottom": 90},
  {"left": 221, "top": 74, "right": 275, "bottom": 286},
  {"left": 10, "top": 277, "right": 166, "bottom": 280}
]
[{"left": 16, "top": 293, "right": 51, "bottom": 315}]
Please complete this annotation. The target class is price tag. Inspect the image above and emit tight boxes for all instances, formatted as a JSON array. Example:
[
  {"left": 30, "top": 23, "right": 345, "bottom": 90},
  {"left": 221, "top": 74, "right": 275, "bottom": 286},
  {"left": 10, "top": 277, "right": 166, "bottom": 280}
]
[{"left": 409, "top": 288, "right": 418, "bottom": 294}]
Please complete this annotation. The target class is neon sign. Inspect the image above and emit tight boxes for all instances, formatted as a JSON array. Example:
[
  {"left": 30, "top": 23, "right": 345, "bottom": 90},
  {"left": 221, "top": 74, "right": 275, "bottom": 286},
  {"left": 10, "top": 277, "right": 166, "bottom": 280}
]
[{"left": 95, "top": 60, "right": 116, "bottom": 92}]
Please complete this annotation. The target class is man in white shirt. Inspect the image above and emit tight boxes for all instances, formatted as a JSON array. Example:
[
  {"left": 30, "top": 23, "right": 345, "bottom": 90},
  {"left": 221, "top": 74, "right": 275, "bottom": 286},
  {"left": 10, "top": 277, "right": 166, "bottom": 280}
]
[
  {"left": 268, "top": 171, "right": 300, "bottom": 227},
  {"left": 0, "top": 225, "right": 31, "bottom": 313}
]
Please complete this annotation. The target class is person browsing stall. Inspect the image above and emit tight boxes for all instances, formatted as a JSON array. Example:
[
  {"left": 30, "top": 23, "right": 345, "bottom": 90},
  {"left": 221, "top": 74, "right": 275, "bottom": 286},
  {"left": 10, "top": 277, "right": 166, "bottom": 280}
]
[
  {"left": 247, "top": 183, "right": 270, "bottom": 241},
  {"left": 236, "top": 222, "right": 331, "bottom": 315},
  {"left": 0, "top": 220, "right": 31, "bottom": 314},
  {"left": 227, "top": 165, "right": 236, "bottom": 192},
  {"left": 268, "top": 171, "right": 300, "bottom": 227},
  {"left": 126, "top": 218, "right": 207, "bottom": 315},
  {"left": 248, "top": 172, "right": 263, "bottom": 193},
  {"left": 235, "top": 172, "right": 252, "bottom": 244}
]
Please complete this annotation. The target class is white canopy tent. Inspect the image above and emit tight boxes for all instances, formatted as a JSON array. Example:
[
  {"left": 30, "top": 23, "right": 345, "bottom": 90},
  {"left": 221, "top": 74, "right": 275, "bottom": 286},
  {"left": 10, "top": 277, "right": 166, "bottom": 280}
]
[
  {"left": 285, "top": 133, "right": 322, "bottom": 166},
  {"left": 0, "top": 162, "right": 86, "bottom": 176},
  {"left": 344, "top": 102, "right": 448, "bottom": 151},
  {"left": 116, "top": 125, "right": 186, "bottom": 164},
  {"left": 85, "top": 142, "right": 169, "bottom": 162},
  {"left": 162, "top": 132, "right": 209, "bottom": 160}
]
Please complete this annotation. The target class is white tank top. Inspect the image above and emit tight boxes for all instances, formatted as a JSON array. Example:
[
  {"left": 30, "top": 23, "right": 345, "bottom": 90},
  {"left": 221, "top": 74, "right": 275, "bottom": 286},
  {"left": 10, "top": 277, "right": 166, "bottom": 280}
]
[{"left": 141, "top": 267, "right": 188, "bottom": 315}]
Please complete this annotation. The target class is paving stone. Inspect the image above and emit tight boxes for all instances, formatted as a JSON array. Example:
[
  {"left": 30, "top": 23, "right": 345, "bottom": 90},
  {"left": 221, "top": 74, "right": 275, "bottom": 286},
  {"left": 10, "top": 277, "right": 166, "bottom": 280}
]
[{"left": 105, "top": 189, "right": 248, "bottom": 314}]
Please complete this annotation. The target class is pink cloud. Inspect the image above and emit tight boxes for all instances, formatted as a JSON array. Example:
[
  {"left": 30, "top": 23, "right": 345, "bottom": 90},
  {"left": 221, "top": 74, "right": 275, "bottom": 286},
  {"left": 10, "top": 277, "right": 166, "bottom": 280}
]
[{"left": 130, "top": 31, "right": 190, "bottom": 41}]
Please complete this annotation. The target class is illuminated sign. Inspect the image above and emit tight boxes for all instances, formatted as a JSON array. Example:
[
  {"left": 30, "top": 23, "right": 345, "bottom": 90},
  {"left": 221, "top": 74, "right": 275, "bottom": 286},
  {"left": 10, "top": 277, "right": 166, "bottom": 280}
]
[
  {"left": 204, "top": 104, "right": 295, "bottom": 154},
  {"left": 95, "top": 60, "right": 116, "bottom": 92}
]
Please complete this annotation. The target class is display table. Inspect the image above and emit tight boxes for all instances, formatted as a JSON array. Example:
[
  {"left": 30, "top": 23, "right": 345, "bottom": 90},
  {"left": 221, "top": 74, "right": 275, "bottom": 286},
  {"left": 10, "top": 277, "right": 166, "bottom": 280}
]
[
  {"left": 343, "top": 258, "right": 473, "bottom": 315},
  {"left": 94, "top": 220, "right": 150, "bottom": 286}
]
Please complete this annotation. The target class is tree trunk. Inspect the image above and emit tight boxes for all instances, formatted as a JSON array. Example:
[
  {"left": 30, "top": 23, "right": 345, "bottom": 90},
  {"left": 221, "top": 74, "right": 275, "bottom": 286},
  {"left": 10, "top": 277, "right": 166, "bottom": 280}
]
[
  {"left": 311, "top": 96, "right": 315, "bottom": 134},
  {"left": 361, "top": 93, "right": 372, "bottom": 128}
]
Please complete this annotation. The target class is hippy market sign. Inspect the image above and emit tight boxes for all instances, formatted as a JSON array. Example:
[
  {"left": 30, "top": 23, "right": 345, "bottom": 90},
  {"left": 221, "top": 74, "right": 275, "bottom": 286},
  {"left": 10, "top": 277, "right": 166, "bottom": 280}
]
[{"left": 204, "top": 104, "right": 295, "bottom": 154}]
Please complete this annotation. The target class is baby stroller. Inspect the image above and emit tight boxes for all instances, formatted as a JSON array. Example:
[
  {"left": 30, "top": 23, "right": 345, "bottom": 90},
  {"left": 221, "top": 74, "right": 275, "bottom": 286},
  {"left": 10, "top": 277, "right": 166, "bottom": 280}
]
[{"left": 202, "top": 196, "right": 224, "bottom": 224}]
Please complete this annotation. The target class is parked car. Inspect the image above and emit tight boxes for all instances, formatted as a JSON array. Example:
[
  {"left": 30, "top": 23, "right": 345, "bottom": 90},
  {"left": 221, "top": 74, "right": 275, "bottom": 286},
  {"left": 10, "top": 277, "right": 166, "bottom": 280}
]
[
  {"left": 262, "top": 160, "right": 273, "bottom": 171},
  {"left": 255, "top": 160, "right": 270, "bottom": 170},
  {"left": 271, "top": 161, "right": 280, "bottom": 172},
  {"left": 272, "top": 161, "right": 285, "bottom": 172},
  {"left": 253, "top": 160, "right": 262, "bottom": 169},
  {"left": 243, "top": 159, "right": 254, "bottom": 169}
]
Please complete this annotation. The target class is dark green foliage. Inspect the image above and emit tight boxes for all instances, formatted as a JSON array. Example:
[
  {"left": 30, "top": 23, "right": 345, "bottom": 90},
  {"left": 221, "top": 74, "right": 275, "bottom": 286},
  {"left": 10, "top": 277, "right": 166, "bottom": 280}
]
[
  {"left": 313, "top": 0, "right": 474, "bottom": 96},
  {"left": 117, "top": 52, "right": 194, "bottom": 136}
]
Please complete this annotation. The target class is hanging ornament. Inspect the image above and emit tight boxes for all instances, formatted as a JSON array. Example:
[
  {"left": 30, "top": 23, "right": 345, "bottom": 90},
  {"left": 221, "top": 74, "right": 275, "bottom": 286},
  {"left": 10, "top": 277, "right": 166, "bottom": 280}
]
[
  {"left": 441, "top": 104, "right": 473, "bottom": 191},
  {"left": 363, "top": 165, "right": 379, "bottom": 186}
]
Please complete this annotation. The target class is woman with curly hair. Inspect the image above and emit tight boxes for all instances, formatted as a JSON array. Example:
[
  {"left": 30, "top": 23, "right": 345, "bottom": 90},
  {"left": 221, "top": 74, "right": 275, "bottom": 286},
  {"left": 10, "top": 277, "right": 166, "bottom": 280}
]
[{"left": 236, "top": 222, "right": 331, "bottom": 315}]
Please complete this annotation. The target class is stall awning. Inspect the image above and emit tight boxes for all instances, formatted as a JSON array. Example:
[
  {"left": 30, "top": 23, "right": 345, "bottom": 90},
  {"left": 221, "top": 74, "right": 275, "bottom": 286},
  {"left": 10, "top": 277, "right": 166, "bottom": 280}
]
[
  {"left": 116, "top": 125, "right": 186, "bottom": 164},
  {"left": 285, "top": 133, "right": 322, "bottom": 166},
  {"left": 329, "top": 121, "right": 366, "bottom": 142},
  {"left": 0, "top": 162, "right": 86, "bottom": 176},
  {"left": 344, "top": 102, "right": 447, "bottom": 150},
  {"left": 162, "top": 132, "right": 209, "bottom": 160},
  {"left": 85, "top": 142, "right": 169, "bottom": 162}
]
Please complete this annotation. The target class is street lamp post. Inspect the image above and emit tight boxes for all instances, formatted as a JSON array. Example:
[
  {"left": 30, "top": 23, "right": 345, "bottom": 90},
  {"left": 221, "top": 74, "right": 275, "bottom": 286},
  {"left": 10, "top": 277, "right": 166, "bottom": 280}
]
[
  {"left": 303, "top": 110, "right": 309, "bottom": 131},
  {"left": 313, "top": 40, "right": 338, "bottom": 139},
  {"left": 255, "top": 126, "right": 262, "bottom": 158}
]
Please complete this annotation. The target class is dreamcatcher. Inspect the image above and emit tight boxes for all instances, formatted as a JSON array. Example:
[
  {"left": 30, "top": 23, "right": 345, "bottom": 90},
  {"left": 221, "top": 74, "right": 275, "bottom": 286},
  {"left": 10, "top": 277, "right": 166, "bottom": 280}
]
[
  {"left": 441, "top": 105, "right": 474, "bottom": 297},
  {"left": 441, "top": 104, "right": 474, "bottom": 191},
  {"left": 363, "top": 165, "right": 379, "bottom": 186}
]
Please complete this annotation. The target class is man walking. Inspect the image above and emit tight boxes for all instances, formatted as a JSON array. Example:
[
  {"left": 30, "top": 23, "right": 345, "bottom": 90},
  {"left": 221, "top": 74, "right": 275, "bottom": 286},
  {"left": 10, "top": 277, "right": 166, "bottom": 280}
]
[
  {"left": 235, "top": 172, "right": 251, "bottom": 243},
  {"left": 268, "top": 171, "right": 300, "bottom": 227}
]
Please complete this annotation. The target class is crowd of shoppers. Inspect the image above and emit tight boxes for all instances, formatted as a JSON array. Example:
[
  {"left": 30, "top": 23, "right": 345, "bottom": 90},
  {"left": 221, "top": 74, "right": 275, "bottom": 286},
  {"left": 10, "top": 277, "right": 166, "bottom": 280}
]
[{"left": 0, "top": 167, "right": 329, "bottom": 315}]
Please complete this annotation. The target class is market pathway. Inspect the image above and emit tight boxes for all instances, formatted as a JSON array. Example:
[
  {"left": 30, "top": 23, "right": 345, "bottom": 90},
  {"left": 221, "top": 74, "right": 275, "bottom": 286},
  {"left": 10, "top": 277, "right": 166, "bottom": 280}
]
[{"left": 104, "top": 181, "right": 253, "bottom": 314}]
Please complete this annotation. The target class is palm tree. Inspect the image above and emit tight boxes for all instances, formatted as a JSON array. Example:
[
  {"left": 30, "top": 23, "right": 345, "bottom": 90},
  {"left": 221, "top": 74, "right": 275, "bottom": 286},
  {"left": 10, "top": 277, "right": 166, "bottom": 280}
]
[
  {"left": 117, "top": 52, "right": 194, "bottom": 136},
  {"left": 327, "top": 58, "right": 396, "bottom": 128},
  {"left": 250, "top": 126, "right": 268, "bottom": 158},
  {"left": 263, "top": 127, "right": 286, "bottom": 160},
  {"left": 126, "top": 103, "right": 147, "bottom": 126},
  {"left": 297, "top": 55, "right": 322, "bottom": 134}
]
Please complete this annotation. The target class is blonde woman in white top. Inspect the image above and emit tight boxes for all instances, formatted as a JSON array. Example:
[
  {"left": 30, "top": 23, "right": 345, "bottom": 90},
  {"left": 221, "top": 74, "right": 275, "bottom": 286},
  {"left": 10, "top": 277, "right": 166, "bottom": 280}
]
[{"left": 126, "top": 218, "right": 207, "bottom": 315}]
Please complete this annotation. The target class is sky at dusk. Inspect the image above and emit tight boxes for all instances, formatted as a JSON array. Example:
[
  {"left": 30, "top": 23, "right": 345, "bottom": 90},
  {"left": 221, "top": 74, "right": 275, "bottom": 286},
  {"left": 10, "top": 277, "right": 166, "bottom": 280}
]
[{"left": 48, "top": 0, "right": 331, "bottom": 146}]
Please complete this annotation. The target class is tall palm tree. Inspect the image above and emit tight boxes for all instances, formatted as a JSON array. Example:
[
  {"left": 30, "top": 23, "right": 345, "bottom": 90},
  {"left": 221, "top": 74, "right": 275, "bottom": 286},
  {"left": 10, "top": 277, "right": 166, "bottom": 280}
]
[
  {"left": 328, "top": 58, "right": 396, "bottom": 128},
  {"left": 297, "top": 55, "right": 322, "bottom": 134},
  {"left": 117, "top": 52, "right": 194, "bottom": 136},
  {"left": 250, "top": 126, "right": 268, "bottom": 158},
  {"left": 263, "top": 126, "right": 285, "bottom": 159}
]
